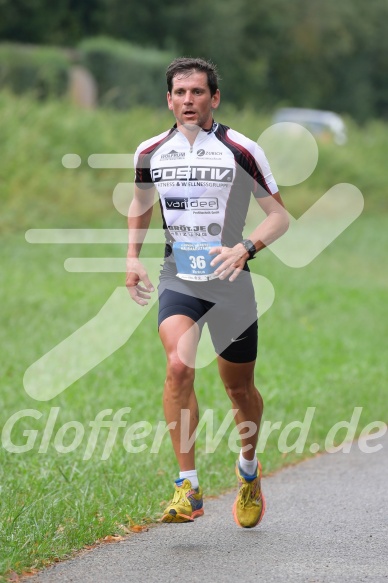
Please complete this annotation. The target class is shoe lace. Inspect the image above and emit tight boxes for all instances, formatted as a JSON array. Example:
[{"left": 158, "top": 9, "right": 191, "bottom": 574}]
[
  {"left": 170, "top": 484, "right": 190, "bottom": 507},
  {"left": 238, "top": 482, "right": 252, "bottom": 507},
  {"left": 238, "top": 479, "right": 260, "bottom": 508}
]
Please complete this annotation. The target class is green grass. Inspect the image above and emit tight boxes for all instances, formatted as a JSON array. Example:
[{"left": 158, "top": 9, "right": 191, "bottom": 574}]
[
  {"left": 0, "top": 92, "right": 387, "bottom": 577},
  {"left": 1, "top": 91, "right": 388, "bottom": 236},
  {"left": 1, "top": 217, "right": 387, "bottom": 577}
]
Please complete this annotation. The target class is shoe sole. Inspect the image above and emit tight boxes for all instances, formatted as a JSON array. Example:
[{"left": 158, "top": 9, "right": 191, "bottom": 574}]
[{"left": 161, "top": 508, "right": 204, "bottom": 523}]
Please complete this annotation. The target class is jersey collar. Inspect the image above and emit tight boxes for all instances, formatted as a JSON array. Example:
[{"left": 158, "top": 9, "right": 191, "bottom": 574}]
[{"left": 172, "top": 120, "right": 218, "bottom": 134}]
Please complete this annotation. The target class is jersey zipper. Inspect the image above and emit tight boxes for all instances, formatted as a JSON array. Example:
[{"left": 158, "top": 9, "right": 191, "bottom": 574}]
[{"left": 185, "top": 143, "right": 195, "bottom": 231}]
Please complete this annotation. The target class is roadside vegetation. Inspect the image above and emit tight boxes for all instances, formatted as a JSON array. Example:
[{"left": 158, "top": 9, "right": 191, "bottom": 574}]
[{"left": 0, "top": 92, "right": 387, "bottom": 577}]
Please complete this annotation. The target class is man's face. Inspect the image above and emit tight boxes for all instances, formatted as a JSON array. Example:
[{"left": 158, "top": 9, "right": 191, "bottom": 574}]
[{"left": 167, "top": 70, "right": 220, "bottom": 130}]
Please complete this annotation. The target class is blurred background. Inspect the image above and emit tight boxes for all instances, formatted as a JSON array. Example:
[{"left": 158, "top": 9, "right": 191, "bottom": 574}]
[
  {"left": 1, "top": 0, "right": 388, "bottom": 232},
  {"left": 1, "top": 0, "right": 387, "bottom": 119},
  {"left": 1, "top": 2, "right": 387, "bottom": 576}
]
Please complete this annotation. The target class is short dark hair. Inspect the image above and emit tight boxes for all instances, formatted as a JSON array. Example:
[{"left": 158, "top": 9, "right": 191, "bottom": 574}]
[{"left": 166, "top": 57, "right": 220, "bottom": 96}]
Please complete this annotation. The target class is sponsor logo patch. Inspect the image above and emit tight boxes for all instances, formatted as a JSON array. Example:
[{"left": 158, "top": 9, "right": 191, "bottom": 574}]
[
  {"left": 165, "top": 197, "right": 219, "bottom": 211},
  {"left": 197, "top": 149, "right": 222, "bottom": 157},
  {"left": 207, "top": 223, "right": 222, "bottom": 236},
  {"left": 160, "top": 150, "right": 185, "bottom": 160},
  {"left": 152, "top": 166, "right": 233, "bottom": 182},
  {"left": 168, "top": 225, "right": 206, "bottom": 232}
]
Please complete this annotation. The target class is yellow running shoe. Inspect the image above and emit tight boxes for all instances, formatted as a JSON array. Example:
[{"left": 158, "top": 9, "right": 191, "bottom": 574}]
[
  {"left": 161, "top": 478, "right": 204, "bottom": 523},
  {"left": 232, "top": 460, "right": 266, "bottom": 528}
]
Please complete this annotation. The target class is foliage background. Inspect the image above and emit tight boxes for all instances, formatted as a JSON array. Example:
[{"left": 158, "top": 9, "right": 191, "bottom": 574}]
[
  {"left": 1, "top": 93, "right": 387, "bottom": 579},
  {"left": 1, "top": 1, "right": 387, "bottom": 578},
  {"left": 1, "top": 0, "right": 388, "bottom": 120}
]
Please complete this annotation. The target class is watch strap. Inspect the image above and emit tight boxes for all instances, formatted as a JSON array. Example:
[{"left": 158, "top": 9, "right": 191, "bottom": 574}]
[{"left": 241, "top": 239, "right": 256, "bottom": 259}]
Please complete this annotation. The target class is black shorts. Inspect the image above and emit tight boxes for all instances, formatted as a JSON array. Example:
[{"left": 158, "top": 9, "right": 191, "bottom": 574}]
[{"left": 158, "top": 260, "right": 258, "bottom": 363}]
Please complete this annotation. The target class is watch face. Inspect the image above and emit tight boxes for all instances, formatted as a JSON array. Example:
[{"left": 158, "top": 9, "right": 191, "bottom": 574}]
[{"left": 242, "top": 240, "right": 255, "bottom": 258}]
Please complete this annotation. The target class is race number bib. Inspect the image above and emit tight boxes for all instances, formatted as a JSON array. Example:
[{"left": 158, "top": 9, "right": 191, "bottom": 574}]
[{"left": 173, "top": 241, "right": 221, "bottom": 281}]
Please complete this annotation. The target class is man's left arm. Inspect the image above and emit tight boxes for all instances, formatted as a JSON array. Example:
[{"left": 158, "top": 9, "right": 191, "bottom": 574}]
[{"left": 245, "top": 191, "right": 289, "bottom": 254}]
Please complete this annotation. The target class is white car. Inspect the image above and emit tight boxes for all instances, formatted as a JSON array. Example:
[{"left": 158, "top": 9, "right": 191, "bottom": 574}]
[{"left": 273, "top": 108, "right": 347, "bottom": 145}]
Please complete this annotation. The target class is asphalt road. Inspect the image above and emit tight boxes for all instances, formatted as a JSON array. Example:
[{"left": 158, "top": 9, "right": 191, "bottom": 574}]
[{"left": 28, "top": 431, "right": 388, "bottom": 583}]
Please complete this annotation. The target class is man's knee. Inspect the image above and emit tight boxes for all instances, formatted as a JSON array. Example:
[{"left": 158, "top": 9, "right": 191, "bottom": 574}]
[
  {"left": 224, "top": 380, "right": 251, "bottom": 400},
  {"left": 224, "top": 380, "right": 263, "bottom": 407},
  {"left": 166, "top": 354, "right": 195, "bottom": 388}
]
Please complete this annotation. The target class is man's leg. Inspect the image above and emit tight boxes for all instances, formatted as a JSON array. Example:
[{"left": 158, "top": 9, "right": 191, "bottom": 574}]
[
  {"left": 159, "top": 314, "right": 204, "bottom": 522},
  {"left": 218, "top": 356, "right": 266, "bottom": 528},
  {"left": 217, "top": 357, "right": 263, "bottom": 458},
  {"left": 159, "top": 314, "right": 200, "bottom": 471}
]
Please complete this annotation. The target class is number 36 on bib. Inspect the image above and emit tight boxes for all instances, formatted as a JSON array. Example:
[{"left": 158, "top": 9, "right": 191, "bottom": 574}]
[{"left": 173, "top": 241, "right": 221, "bottom": 281}]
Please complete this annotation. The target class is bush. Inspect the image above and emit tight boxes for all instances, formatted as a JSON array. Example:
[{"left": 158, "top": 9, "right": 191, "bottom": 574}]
[
  {"left": 0, "top": 43, "right": 70, "bottom": 99},
  {"left": 79, "top": 36, "right": 173, "bottom": 109}
]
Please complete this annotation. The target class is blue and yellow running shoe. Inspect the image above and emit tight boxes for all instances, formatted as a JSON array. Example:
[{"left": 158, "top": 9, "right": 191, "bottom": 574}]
[
  {"left": 232, "top": 460, "right": 266, "bottom": 528},
  {"left": 161, "top": 478, "right": 204, "bottom": 523}
]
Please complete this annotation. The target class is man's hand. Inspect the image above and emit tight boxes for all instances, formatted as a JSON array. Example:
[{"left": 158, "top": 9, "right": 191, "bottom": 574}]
[
  {"left": 126, "top": 258, "right": 155, "bottom": 305},
  {"left": 209, "top": 244, "right": 249, "bottom": 282}
]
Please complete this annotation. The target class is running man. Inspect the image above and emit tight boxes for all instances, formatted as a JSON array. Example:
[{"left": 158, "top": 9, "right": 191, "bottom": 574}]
[{"left": 126, "top": 57, "right": 289, "bottom": 527}]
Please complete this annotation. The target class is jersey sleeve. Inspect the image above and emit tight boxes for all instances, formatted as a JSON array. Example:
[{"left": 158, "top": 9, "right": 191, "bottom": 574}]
[
  {"left": 134, "top": 129, "right": 172, "bottom": 190},
  {"left": 250, "top": 142, "right": 278, "bottom": 197},
  {"left": 220, "top": 127, "right": 278, "bottom": 198},
  {"left": 134, "top": 146, "right": 154, "bottom": 190}
]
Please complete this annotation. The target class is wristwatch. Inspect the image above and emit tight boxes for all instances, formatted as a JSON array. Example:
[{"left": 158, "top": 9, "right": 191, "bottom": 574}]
[{"left": 241, "top": 239, "right": 256, "bottom": 259}]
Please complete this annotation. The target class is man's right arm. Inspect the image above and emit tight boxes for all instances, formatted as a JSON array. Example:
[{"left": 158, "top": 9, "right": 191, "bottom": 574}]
[{"left": 126, "top": 185, "right": 156, "bottom": 305}]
